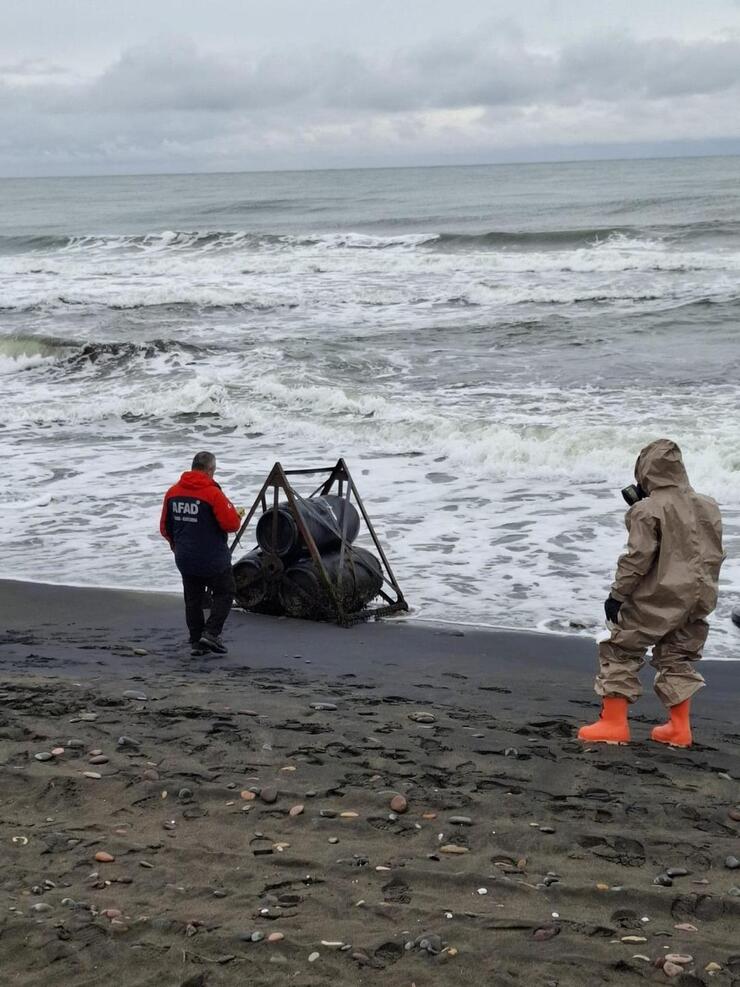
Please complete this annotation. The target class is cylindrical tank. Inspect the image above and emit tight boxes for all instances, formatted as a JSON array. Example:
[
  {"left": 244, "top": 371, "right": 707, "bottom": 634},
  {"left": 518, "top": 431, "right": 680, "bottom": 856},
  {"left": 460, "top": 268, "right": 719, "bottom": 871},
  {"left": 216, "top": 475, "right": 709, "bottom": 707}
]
[
  {"left": 256, "top": 495, "right": 360, "bottom": 558},
  {"left": 232, "top": 549, "right": 282, "bottom": 615},
  {"left": 279, "top": 546, "right": 383, "bottom": 620}
]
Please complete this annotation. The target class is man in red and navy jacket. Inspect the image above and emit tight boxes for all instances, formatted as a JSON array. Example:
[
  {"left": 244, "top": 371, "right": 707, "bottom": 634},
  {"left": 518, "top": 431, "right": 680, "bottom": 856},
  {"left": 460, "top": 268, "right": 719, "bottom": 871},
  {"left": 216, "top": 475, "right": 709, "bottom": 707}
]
[{"left": 160, "top": 451, "right": 241, "bottom": 655}]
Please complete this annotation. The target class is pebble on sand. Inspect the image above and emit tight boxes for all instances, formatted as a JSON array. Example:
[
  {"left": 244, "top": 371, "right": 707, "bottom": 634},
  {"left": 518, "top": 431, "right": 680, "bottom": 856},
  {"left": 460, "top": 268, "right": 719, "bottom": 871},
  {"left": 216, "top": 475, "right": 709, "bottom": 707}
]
[
  {"left": 408, "top": 712, "right": 436, "bottom": 723},
  {"left": 34, "top": 752, "right": 53, "bottom": 762},
  {"left": 260, "top": 787, "right": 278, "bottom": 804},
  {"left": 725, "top": 855, "right": 739, "bottom": 869},
  {"left": 705, "top": 962, "right": 722, "bottom": 974},
  {"left": 440, "top": 845, "right": 468, "bottom": 854},
  {"left": 665, "top": 955, "right": 693, "bottom": 965},
  {"left": 310, "top": 703, "right": 338, "bottom": 711},
  {"left": 340, "top": 811, "right": 359, "bottom": 819},
  {"left": 240, "top": 790, "right": 256, "bottom": 801},
  {"left": 90, "top": 755, "right": 109, "bottom": 765},
  {"left": 663, "top": 962, "right": 684, "bottom": 978},
  {"left": 51, "top": 747, "right": 65, "bottom": 756},
  {"left": 83, "top": 772, "right": 102, "bottom": 779},
  {"left": 95, "top": 852, "right": 115, "bottom": 863},
  {"left": 289, "top": 804, "right": 304, "bottom": 817},
  {"left": 308, "top": 952, "right": 320, "bottom": 962},
  {"left": 267, "top": 932, "right": 284, "bottom": 943},
  {"left": 390, "top": 795, "right": 408, "bottom": 814}
]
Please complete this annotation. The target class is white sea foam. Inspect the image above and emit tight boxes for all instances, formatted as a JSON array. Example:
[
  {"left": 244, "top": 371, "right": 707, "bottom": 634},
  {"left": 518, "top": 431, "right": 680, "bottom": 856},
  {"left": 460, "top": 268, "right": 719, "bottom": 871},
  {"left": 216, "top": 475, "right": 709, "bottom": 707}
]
[{"left": 1, "top": 205, "right": 739, "bottom": 658}]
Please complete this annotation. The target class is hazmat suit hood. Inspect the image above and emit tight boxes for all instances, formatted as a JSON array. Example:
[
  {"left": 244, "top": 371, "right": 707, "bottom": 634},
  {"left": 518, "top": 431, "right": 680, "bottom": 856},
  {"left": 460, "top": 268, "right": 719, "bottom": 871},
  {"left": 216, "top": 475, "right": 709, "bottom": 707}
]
[{"left": 635, "top": 438, "right": 689, "bottom": 494}]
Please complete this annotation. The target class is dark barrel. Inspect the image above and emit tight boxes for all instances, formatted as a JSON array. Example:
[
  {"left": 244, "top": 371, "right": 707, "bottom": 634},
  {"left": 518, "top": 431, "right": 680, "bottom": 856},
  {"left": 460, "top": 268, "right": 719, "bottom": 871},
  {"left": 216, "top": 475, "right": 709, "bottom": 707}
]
[
  {"left": 256, "top": 495, "right": 360, "bottom": 558},
  {"left": 232, "top": 549, "right": 281, "bottom": 615},
  {"left": 279, "top": 546, "right": 383, "bottom": 620}
]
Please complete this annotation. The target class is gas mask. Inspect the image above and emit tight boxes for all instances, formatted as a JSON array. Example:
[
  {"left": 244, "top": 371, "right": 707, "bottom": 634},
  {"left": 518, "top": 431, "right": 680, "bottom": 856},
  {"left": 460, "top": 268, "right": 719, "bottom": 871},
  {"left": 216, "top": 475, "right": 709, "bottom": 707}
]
[{"left": 621, "top": 482, "right": 647, "bottom": 506}]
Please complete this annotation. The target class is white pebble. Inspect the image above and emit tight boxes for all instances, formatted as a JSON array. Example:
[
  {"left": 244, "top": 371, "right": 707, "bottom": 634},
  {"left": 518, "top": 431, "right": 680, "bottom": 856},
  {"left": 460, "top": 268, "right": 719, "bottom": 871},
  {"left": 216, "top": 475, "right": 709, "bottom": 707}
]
[
  {"left": 477, "top": 888, "right": 488, "bottom": 895},
  {"left": 552, "top": 912, "right": 559, "bottom": 919},
  {"left": 308, "top": 951, "right": 320, "bottom": 962},
  {"left": 445, "top": 912, "right": 453, "bottom": 919}
]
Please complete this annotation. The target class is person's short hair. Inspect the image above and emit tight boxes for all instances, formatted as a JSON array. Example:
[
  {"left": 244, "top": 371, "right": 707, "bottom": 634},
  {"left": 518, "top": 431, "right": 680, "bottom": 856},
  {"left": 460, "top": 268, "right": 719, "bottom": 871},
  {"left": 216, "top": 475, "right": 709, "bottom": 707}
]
[{"left": 192, "top": 451, "right": 216, "bottom": 472}]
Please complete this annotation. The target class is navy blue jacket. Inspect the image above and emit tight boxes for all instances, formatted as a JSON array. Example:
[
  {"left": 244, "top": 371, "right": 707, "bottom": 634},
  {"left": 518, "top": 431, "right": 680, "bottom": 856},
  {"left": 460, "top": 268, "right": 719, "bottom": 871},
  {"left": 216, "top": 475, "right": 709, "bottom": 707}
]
[{"left": 160, "top": 471, "right": 241, "bottom": 578}]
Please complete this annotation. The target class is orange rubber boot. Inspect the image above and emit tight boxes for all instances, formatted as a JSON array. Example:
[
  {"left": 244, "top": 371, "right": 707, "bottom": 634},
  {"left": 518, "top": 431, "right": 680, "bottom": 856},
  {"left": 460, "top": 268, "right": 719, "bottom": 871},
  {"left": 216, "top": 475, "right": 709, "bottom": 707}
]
[
  {"left": 651, "top": 699, "right": 692, "bottom": 748},
  {"left": 577, "top": 697, "right": 630, "bottom": 744}
]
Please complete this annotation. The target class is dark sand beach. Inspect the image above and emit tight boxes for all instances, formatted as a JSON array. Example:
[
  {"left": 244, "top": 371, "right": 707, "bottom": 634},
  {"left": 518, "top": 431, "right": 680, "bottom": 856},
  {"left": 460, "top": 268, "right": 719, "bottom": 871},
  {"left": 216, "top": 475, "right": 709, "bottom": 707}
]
[{"left": 1, "top": 578, "right": 738, "bottom": 986}]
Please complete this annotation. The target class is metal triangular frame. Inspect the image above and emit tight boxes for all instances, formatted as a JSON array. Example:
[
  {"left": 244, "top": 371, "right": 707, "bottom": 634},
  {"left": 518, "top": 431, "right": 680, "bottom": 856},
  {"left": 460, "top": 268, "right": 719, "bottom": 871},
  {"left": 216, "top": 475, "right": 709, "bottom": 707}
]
[{"left": 230, "top": 459, "right": 409, "bottom": 626}]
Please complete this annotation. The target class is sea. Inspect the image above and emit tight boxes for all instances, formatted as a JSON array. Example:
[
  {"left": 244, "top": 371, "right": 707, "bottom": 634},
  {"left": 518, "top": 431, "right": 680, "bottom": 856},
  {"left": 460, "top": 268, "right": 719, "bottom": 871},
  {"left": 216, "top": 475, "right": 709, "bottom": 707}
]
[{"left": 1, "top": 157, "right": 739, "bottom": 657}]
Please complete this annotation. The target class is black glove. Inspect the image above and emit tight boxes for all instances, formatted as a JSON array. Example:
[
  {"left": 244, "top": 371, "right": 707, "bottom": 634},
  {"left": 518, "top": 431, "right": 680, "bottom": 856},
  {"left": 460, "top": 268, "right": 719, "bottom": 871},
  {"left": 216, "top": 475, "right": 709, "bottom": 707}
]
[{"left": 604, "top": 596, "right": 622, "bottom": 623}]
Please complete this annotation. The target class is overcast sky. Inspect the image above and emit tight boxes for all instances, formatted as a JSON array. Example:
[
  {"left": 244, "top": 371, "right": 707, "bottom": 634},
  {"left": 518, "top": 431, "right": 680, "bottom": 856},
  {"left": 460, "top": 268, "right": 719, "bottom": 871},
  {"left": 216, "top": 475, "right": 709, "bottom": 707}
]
[{"left": 2, "top": 0, "right": 740, "bottom": 176}]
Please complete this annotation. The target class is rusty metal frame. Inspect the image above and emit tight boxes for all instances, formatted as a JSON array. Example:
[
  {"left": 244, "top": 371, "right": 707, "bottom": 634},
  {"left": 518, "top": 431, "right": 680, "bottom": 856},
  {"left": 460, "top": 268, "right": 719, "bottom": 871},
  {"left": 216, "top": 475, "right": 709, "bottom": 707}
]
[{"left": 230, "top": 459, "right": 408, "bottom": 626}]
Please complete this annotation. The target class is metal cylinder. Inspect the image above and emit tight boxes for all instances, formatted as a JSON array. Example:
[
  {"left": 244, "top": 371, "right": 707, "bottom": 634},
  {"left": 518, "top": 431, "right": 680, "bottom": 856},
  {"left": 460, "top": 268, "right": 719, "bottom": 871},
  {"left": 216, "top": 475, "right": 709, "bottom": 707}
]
[
  {"left": 278, "top": 546, "right": 383, "bottom": 620},
  {"left": 232, "top": 549, "right": 282, "bottom": 614},
  {"left": 256, "top": 495, "right": 360, "bottom": 558}
]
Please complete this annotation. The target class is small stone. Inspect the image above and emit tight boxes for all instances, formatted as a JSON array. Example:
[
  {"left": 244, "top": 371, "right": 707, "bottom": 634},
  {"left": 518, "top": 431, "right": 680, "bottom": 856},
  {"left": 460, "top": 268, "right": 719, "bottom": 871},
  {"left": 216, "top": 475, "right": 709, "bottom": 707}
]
[
  {"left": 725, "top": 855, "right": 739, "bottom": 869},
  {"left": 102, "top": 908, "right": 123, "bottom": 919},
  {"left": 540, "top": 826, "right": 556, "bottom": 834},
  {"left": 665, "top": 955, "right": 693, "bottom": 965},
  {"left": 251, "top": 931, "right": 264, "bottom": 942},
  {"left": 308, "top": 951, "right": 320, "bottom": 962},
  {"left": 178, "top": 788, "right": 193, "bottom": 801},
  {"left": 663, "top": 962, "right": 684, "bottom": 978},
  {"left": 240, "top": 790, "right": 256, "bottom": 801},
  {"left": 30, "top": 902, "right": 52, "bottom": 913},
  {"left": 705, "top": 962, "right": 722, "bottom": 974},
  {"left": 51, "top": 747, "right": 65, "bottom": 756},
  {"left": 320, "top": 941, "right": 344, "bottom": 949},
  {"left": 67, "top": 739, "right": 85, "bottom": 749},
  {"left": 621, "top": 936, "right": 647, "bottom": 944},
  {"left": 310, "top": 703, "right": 337, "bottom": 711},
  {"left": 83, "top": 772, "right": 102, "bottom": 779},
  {"left": 320, "top": 809, "right": 337, "bottom": 818},
  {"left": 340, "top": 811, "right": 358, "bottom": 819},
  {"left": 35, "top": 752, "right": 53, "bottom": 762},
  {"left": 95, "top": 852, "right": 115, "bottom": 863},
  {"left": 674, "top": 923, "right": 698, "bottom": 932},
  {"left": 267, "top": 932, "right": 284, "bottom": 943},
  {"left": 390, "top": 795, "right": 407, "bottom": 814},
  {"left": 596, "top": 883, "right": 610, "bottom": 891},
  {"left": 78, "top": 713, "right": 98, "bottom": 722},
  {"left": 654, "top": 874, "right": 673, "bottom": 887},
  {"left": 422, "top": 812, "right": 438, "bottom": 820},
  {"left": 89, "top": 749, "right": 103, "bottom": 757},
  {"left": 142, "top": 769, "right": 159, "bottom": 781},
  {"left": 477, "top": 887, "right": 488, "bottom": 895},
  {"left": 329, "top": 836, "right": 339, "bottom": 844},
  {"left": 117, "top": 735, "right": 139, "bottom": 748},
  {"left": 90, "top": 754, "right": 109, "bottom": 765},
  {"left": 666, "top": 867, "right": 690, "bottom": 878},
  {"left": 289, "top": 804, "right": 304, "bottom": 817},
  {"left": 133, "top": 648, "right": 148, "bottom": 656},
  {"left": 123, "top": 691, "right": 147, "bottom": 701},
  {"left": 449, "top": 816, "right": 472, "bottom": 826},
  {"left": 408, "top": 712, "right": 436, "bottom": 723},
  {"left": 260, "top": 787, "right": 278, "bottom": 804},
  {"left": 532, "top": 925, "right": 560, "bottom": 941},
  {"left": 140, "top": 861, "right": 154, "bottom": 868},
  {"left": 728, "top": 807, "right": 740, "bottom": 822},
  {"left": 440, "top": 844, "right": 468, "bottom": 854}
]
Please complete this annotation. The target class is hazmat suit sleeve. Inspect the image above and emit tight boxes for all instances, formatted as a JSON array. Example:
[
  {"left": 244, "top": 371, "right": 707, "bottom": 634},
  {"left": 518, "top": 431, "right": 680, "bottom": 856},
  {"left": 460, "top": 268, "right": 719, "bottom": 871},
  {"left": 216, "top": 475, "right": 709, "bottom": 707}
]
[{"left": 610, "top": 505, "right": 659, "bottom": 602}]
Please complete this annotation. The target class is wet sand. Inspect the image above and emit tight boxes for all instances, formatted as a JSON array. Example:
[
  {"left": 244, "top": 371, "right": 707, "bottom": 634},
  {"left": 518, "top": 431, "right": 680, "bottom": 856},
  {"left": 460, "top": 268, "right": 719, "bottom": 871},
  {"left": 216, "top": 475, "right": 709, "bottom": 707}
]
[{"left": 1, "top": 578, "right": 738, "bottom": 986}]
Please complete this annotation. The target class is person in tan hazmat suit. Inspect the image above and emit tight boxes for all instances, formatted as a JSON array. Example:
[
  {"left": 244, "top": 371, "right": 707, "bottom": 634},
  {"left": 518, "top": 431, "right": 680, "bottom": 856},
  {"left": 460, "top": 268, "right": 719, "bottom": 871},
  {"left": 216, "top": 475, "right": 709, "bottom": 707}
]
[{"left": 579, "top": 439, "right": 724, "bottom": 747}]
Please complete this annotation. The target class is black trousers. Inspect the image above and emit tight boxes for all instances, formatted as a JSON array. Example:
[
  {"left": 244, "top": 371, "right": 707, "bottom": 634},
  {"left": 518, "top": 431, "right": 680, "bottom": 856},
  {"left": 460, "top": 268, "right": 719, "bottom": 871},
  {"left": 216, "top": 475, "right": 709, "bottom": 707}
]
[{"left": 181, "top": 567, "right": 236, "bottom": 643}]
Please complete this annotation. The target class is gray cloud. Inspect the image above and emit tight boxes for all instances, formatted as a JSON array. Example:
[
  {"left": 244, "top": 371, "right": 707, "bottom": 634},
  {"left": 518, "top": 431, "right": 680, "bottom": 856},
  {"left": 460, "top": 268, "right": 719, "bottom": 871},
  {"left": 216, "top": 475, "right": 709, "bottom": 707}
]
[{"left": 1, "top": 30, "right": 740, "bottom": 174}]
